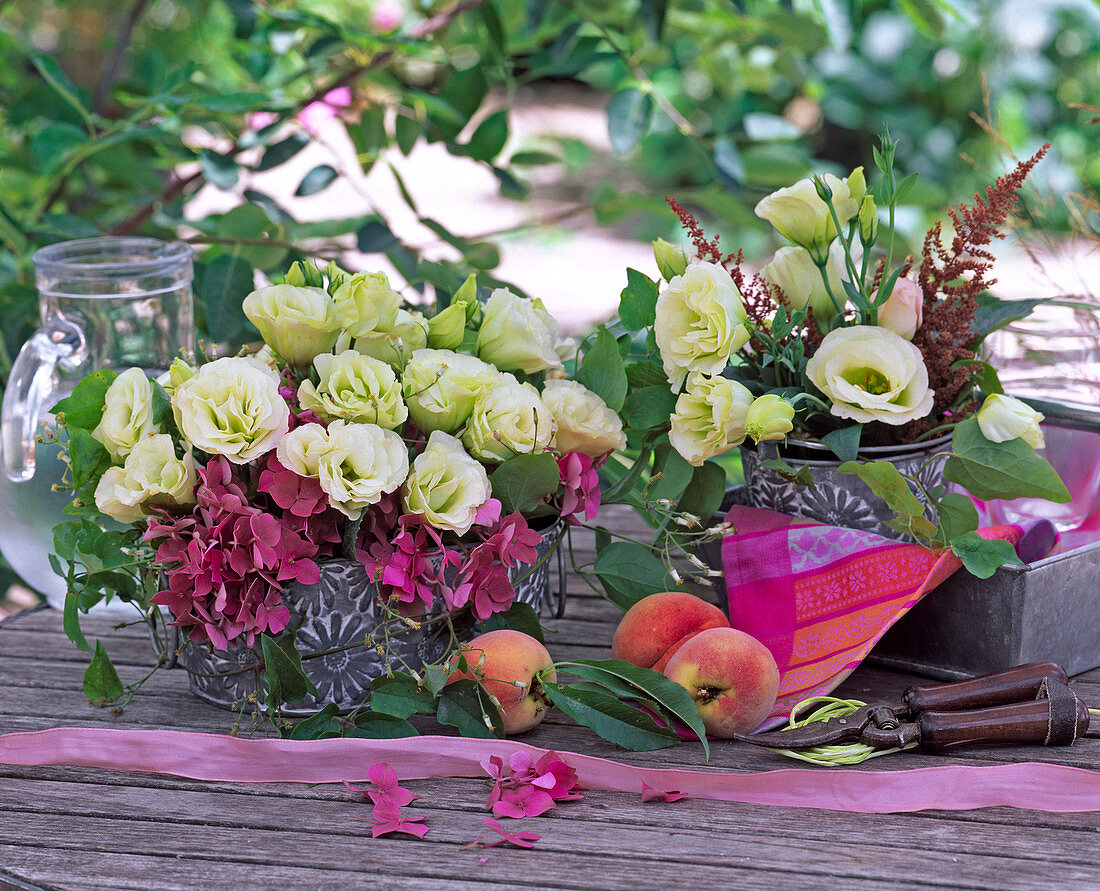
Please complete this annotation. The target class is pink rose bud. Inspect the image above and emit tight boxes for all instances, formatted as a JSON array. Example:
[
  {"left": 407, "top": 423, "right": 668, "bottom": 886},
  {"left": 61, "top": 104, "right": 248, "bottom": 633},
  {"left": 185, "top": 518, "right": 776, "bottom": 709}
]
[{"left": 876, "top": 278, "right": 924, "bottom": 340}]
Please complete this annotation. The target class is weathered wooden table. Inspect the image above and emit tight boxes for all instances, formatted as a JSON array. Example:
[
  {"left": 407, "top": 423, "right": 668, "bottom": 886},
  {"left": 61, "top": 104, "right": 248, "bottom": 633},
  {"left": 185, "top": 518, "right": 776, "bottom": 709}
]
[{"left": 2, "top": 507, "right": 1099, "bottom": 890}]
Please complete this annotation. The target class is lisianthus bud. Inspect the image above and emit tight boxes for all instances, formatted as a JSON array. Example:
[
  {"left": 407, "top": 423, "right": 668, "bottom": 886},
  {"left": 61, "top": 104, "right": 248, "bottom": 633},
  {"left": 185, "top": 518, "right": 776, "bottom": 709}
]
[
  {"left": 332, "top": 271, "right": 402, "bottom": 338},
  {"left": 91, "top": 368, "right": 160, "bottom": 462},
  {"left": 402, "top": 430, "right": 491, "bottom": 535},
  {"left": 353, "top": 309, "right": 429, "bottom": 368},
  {"left": 93, "top": 434, "right": 196, "bottom": 524},
  {"left": 315, "top": 420, "right": 410, "bottom": 519},
  {"left": 654, "top": 260, "right": 750, "bottom": 391},
  {"left": 165, "top": 357, "right": 195, "bottom": 395},
  {"left": 977, "top": 394, "right": 1045, "bottom": 450},
  {"left": 427, "top": 300, "right": 469, "bottom": 350},
  {"left": 755, "top": 168, "right": 865, "bottom": 258},
  {"left": 298, "top": 350, "right": 408, "bottom": 429},
  {"left": 542, "top": 379, "right": 626, "bottom": 457},
  {"left": 858, "top": 195, "right": 878, "bottom": 244},
  {"left": 463, "top": 374, "right": 554, "bottom": 463},
  {"left": 402, "top": 349, "right": 501, "bottom": 434},
  {"left": 284, "top": 261, "right": 324, "bottom": 289},
  {"left": 760, "top": 243, "right": 847, "bottom": 328},
  {"left": 653, "top": 238, "right": 689, "bottom": 280},
  {"left": 669, "top": 372, "right": 754, "bottom": 465},
  {"left": 475, "top": 288, "right": 562, "bottom": 374},
  {"left": 172, "top": 356, "right": 289, "bottom": 463},
  {"left": 242, "top": 284, "right": 340, "bottom": 367},
  {"left": 744, "top": 394, "right": 796, "bottom": 442},
  {"left": 875, "top": 278, "right": 924, "bottom": 341}
]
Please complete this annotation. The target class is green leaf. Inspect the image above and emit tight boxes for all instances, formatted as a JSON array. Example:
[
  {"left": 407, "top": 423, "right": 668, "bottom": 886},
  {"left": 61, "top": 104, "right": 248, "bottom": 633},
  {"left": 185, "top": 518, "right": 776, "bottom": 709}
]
[
  {"left": 198, "top": 254, "right": 255, "bottom": 346},
  {"left": 944, "top": 418, "right": 1070, "bottom": 504},
  {"left": 607, "top": 88, "right": 652, "bottom": 156},
  {"left": 67, "top": 428, "right": 112, "bottom": 491},
  {"left": 625, "top": 360, "right": 669, "bottom": 389},
  {"left": 295, "top": 164, "right": 338, "bottom": 197},
  {"left": 565, "top": 659, "right": 709, "bottom": 756},
  {"left": 936, "top": 491, "right": 980, "bottom": 543},
  {"left": 30, "top": 54, "right": 94, "bottom": 132},
  {"left": 821, "top": 425, "right": 863, "bottom": 463},
  {"left": 463, "top": 110, "right": 509, "bottom": 161},
  {"left": 31, "top": 123, "right": 86, "bottom": 171},
  {"left": 593, "top": 541, "right": 672, "bottom": 610},
  {"left": 510, "top": 150, "right": 559, "bottom": 166},
  {"left": 713, "top": 138, "right": 745, "bottom": 189},
  {"left": 491, "top": 452, "right": 561, "bottom": 514},
  {"left": 543, "top": 683, "right": 679, "bottom": 751},
  {"left": 759, "top": 458, "right": 815, "bottom": 487},
  {"left": 289, "top": 703, "right": 341, "bottom": 739},
  {"left": 424, "top": 663, "right": 452, "bottom": 697},
  {"left": 436, "top": 679, "right": 504, "bottom": 738},
  {"left": 618, "top": 268, "right": 659, "bottom": 331},
  {"left": 261, "top": 633, "right": 318, "bottom": 708},
  {"left": 950, "top": 532, "right": 1024, "bottom": 579},
  {"left": 477, "top": 601, "right": 545, "bottom": 643},
  {"left": 63, "top": 588, "right": 92, "bottom": 652},
  {"left": 199, "top": 149, "right": 239, "bottom": 190},
  {"left": 369, "top": 673, "right": 438, "bottom": 719},
  {"left": 357, "top": 217, "right": 400, "bottom": 253},
  {"left": 640, "top": 0, "right": 669, "bottom": 41},
  {"left": 442, "top": 67, "right": 487, "bottom": 121},
  {"left": 257, "top": 133, "right": 309, "bottom": 171},
  {"left": 83, "top": 640, "right": 124, "bottom": 703},
  {"left": 394, "top": 112, "right": 420, "bottom": 155},
  {"left": 971, "top": 294, "right": 1047, "bottom": 341},
  {"left": 347, "top": 712, "right": 420, "bottom": 739},
  {"left": 837, "top": 460, "right": 938, "bottom": 541},
  {"left": 52, "top": 370, "right": 118, "bottom": 429},
  {"left": 622, "top": 385, "right": 677, "bottom": 430},
  {"left": 578, "top": 327, "right": 628, "bottom": 411},
  {"left": 896, "top": 0, "right": 947, "bottom": 37},
  {"left": 649, "top": 442, "right": 694, "bottom": 503},
  {"left": 676, "top": 460, "right": 726, "bottom": 524}
]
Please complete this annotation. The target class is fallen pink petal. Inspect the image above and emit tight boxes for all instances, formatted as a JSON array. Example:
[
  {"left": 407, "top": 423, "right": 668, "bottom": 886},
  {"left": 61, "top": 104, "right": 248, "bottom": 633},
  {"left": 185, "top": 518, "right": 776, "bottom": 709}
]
[
  {"left": 641, "top": 782, "right": 687, "bottom": 803},
  {"left": 481, "top": 817, "right": 541, "bottom": 848}
]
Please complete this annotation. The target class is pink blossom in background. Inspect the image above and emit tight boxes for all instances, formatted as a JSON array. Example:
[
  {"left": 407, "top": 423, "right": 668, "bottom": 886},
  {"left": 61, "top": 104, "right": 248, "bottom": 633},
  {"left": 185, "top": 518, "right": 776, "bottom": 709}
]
[
  {"left": 557, "top": 452, "right": 601, "bottom": 524},
  {"left": 370, "top": 0, "right": 405, "bottom": 32},
  {"left": 299, "top": 87, "right": 352, "bottom": 135}
]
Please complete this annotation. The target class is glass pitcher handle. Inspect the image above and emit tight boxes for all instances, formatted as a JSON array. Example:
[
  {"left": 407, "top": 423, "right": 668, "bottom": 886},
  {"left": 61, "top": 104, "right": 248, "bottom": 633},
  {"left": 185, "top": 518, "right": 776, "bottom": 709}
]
[{"left": 2, "top": 314, "right": 84, "bottom": 482}]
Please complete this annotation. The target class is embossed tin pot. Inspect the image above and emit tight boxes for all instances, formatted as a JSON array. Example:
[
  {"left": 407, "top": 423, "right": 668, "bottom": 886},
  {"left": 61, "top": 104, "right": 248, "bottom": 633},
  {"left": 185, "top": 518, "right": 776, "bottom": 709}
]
[
  {"left": 179, "top": 518, "right": 565, "bottom": 714},
  {"left": 740, "top": 434, "right": 953, "bottom": 539}
]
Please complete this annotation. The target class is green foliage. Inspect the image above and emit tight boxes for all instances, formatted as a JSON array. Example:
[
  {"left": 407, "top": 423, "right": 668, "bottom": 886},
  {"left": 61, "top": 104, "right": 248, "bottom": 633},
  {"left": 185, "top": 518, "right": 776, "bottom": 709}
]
[
  {"left": 477, "top": 601, "right": 546, "bottom": 643},
  {"left": 436, "top": 678, "right": 505, "bottom": 738},
  {"left": 944, "top": 418, "right": 1071, "bottom": 503},
  {"left": 83, "top": 640, "right": 124, "bottom": 704},
  {"left": 592, "top": 540, "right": 673, "bottom": 609},
  {"left": 541, "top": 682, "right": 679, "bottom": 751},
  {"left": 950, "top": 531, "right": 1025, "bottom": 579},
  {"left": 838, "top": 460, "right": 939, "bottom": 541},
  {"left": 578, "top": 327, "right": 628, "bottom": 412},
  {"left": 260, "top": 632, "right": 318, "bottom": 708},
  {"left": 491, "top": 453, "right": 562, "bottom": 514}
]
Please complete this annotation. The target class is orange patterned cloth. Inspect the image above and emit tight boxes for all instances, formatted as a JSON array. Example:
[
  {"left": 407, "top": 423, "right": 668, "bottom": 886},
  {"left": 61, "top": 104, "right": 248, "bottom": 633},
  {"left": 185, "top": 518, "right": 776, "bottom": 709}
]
[{"left": 721, "top": 506, "right": 1023, "bottom": 729}]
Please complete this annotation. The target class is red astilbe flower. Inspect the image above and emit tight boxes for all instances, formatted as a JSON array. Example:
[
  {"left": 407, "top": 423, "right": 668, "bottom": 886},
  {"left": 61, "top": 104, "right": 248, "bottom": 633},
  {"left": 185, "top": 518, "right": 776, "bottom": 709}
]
[{"left": 145, "top": 456, "right": 320, "bottom": 650}]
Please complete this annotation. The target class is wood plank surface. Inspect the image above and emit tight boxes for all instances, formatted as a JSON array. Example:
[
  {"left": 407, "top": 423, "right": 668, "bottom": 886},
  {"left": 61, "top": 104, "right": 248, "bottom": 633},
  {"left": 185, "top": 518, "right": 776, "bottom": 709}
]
[{"left": 2, "top": 507, "right": 1099, "bottom": 890}]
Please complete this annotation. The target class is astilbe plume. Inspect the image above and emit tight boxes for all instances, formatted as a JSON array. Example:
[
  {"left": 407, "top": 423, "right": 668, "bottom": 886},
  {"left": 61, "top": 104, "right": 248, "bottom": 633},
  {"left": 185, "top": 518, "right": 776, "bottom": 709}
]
[
  {"left": 145, "top": 456, "right": 320, "bottom": 649},
  {"left": 902, "top": 145, "right": 1050, "bottom": 440}
]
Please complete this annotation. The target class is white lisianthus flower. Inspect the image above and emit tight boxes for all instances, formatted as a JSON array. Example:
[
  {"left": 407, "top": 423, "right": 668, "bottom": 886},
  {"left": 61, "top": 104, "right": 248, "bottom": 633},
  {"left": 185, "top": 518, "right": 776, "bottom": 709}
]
[
  {"left": 315, "top": 421, "right": 409, "bottom": 519},
  {"left": 276, "top": 423, "right": 334, "bottom": 478},
  {"left": 171, "top": 357, "right": 289, "bottom": 463},
  {"left": 669, "top": 373, "right": 754, "bottom": 466},
  {"left": 542, "top": 379, "right": 626, "bottom": 457},
  {"left": 874, "top": 278, "right": 924, "bottom": 341},
  {"left": 744, "top": 394, "right": 796, "bottom": 442},
  {"left": 463, "top": 374, "right": 554, "bottom": 463},
  {"left": 93, "top": 434, "right": 196, "bottom": 524},
  {"left": 761, "top": 243, "right": 848, "bottom": 327},
  {"left": 977, "top": 394, "right": 1045, "bottom": 450},
  {"left": 402, "top": 349, "right": 501, "bottom": 434},
  {"left": 332, "top": 271, "right": 402, "bottom": 338},
  {"left": 402, "top": 430, "right": 492, "bottom": 535},
  {"left": 242, "top": 284, "right": 340, "bottom": 367},
  {"left": 475, "top": 288, "right": 562, "bottom": 374},
  {"left": 754, "top": 168, "right": 866, "bottom": 257},
  {"left": 353, "top": 309, "right": 429, "bottom": 368},
  {"left": 805, "top": 325, "right": 934, "bottom": 426},
  {"left": 298, "top": 350, "right": 408, "bottom": 429},
  {"left": 91, "top": 368, "right": 160, "bottom": 462},
  {"left": 654, "top": 260, "right": 750, "bottom": 392}
]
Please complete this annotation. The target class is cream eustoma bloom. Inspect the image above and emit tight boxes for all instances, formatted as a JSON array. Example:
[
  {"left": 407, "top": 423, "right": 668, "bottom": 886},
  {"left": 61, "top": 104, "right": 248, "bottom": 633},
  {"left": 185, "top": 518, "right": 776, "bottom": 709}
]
[
  {"left": 92, "top": 368, "right": 160, "bottom": 462},
  {"left": 475, "top": 288, "right": 562, "bottom": 374},
  {"left": 760, "top": 243, "right": 848, "bottom": 328},
  {"left": 403, "top": 431, "right": 492, "bottom": 535},
  {"left": 977, "top": 394, "right": 1045, "bottom": 449},
  {"left": 332, "top": 271, "right": 402, "bottom": 338},
  {"left": 315, "top": 421, "right": 409, "bottom": 519},
  {"left": 276, "top": 423, "right": 332, "bottom": 477},
  {"left": 463, "top": 374, "right": 554, "bottom": 463},
  {"left": 744, "top": 394, "right": 796, "bottom": 442},
  {"left": 669, "top": 373, "right": 754, "bottom": 466},
  {"left": 94, "top": 434, "right": 196, "bottom": 524},
  {"left": 806, "top": 326, "right": 934, "bottom": 425},
  {"left": 172, "top": 357, "right": 289, "bottom": 463},
  {"left": 542, "top": 379, "right": 626, "bottom": 457},
  {"left": 654, "top": 260, "right": 750, "bottom": 392},
  {"left": 242, "top": 284, "right": 340, "bottom": 367},
  {"left": 754, "top": 168, "right": 866, "bottom": 258},
  {"left": 402, "top": 349, "right": 500, "bottom": 434},
  {"left": 298, "top": 350, "right": 407, "bottom": 429}
]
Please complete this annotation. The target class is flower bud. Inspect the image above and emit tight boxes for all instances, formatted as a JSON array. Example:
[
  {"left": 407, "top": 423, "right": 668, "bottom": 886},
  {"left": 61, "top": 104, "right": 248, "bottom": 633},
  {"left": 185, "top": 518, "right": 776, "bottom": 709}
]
[
  {"left": 427, "top": 300, "right": 469, "bottom": 350},
  {"left": 858, "top": 195, "right": 878, "bottom": 244},
  {"left": 284, "top": 261, "right": 324, "bottom": 289},
  {"left": 846, "top": 166, "right": 867, "bottom": 205},
  {"left": 874, "top": 278, "right": 924, "bottom": 341},
  {"left": 652, "top": 238, "right": 689, "bottom": 280},
  {"left": 744, "top": 394, "right": 795, "bottom": 442},
  {"left": 813, "top": 175, "right": 833, "bottom": 202},
  {"left": 977, "top": 394, "right": 1045, "bottom": 450}
]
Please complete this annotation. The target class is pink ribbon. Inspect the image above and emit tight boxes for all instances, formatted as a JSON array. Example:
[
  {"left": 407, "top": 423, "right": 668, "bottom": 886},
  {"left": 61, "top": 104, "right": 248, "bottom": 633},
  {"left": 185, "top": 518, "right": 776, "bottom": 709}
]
[{"left": 2, "top": 727, "right": 1098, "bottom": 813}]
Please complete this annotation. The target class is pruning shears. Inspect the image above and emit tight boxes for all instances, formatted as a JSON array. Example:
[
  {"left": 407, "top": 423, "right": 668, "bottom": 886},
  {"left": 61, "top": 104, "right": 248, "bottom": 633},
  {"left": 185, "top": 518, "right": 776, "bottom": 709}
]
[{"left": 734, "top": 662, "right": 1100, "bottom": 755}]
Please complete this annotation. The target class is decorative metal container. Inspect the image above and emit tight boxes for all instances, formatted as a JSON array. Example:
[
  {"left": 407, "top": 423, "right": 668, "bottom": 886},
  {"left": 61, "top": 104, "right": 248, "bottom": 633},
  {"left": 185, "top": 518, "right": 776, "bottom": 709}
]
[
  {"left": 740, "top": 434, "right": 952, "bottom": 540},
  {"left": 180, "top": 519, "right": 565, "bottom": 713}
]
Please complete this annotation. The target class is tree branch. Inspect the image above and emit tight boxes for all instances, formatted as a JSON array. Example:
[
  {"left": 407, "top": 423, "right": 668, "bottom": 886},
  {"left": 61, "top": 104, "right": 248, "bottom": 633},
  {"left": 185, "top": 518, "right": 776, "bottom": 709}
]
[{"left": 94, "top": 0, "right": 151, "bottom": 115}]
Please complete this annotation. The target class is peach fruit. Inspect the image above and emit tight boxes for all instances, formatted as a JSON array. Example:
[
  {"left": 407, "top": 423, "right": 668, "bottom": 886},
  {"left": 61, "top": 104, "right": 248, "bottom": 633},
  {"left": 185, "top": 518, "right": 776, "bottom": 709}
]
[
  {"left": 446, "top": 629, "right": 555, "bottom": 735},
  {"left": 662, "top": 627, "right": 780, "bottom": 738},
  {"left": 611, "top": 591, "right": 729, "bottom": 672}
]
